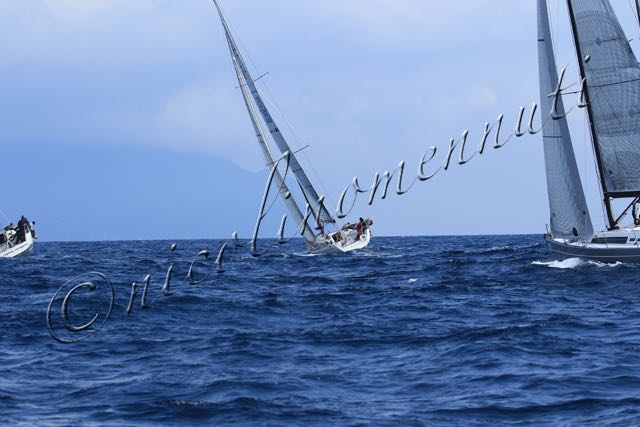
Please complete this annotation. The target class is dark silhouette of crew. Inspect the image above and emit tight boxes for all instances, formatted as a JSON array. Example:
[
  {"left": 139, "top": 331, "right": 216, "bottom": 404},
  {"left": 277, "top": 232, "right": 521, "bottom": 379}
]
[{"left": 15, "top": 216, "right": 30, "bottom": 243}]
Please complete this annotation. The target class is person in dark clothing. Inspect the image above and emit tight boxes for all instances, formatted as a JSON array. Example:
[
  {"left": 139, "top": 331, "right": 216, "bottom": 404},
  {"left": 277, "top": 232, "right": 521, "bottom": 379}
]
[
  {"left": 16, "top": 216, "right": 29, "bottom": 243},
  {"left": 17, "top": 216, "right": 29, "bottom": 230}
]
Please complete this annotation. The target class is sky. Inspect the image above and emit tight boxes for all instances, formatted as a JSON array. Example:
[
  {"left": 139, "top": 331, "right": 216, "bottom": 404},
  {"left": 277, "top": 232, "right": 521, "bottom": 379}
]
[{"left": 2, "top": 0, "right": 640, "bottom": 241}]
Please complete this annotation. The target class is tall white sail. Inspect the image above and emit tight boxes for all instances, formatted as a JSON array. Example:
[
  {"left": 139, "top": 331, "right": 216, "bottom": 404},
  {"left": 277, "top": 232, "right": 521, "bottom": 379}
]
[
  {"left": 213, "top": 1, "right": 316, "bottom": 242},
  {"left": 212, "top": 0, "right": 335, "bottom": 227},
  {"left": 537, "top": 0, "right": 593, "bottom": 238}
]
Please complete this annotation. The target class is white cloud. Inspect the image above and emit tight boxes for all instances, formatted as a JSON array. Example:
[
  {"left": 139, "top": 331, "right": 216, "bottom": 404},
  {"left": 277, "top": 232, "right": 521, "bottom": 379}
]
[
  {"left": 150, "top": 79, "right": 265, "bottom": 172},
  {"left": 1, "top": 0, "right": 540, "bottom": 179}
]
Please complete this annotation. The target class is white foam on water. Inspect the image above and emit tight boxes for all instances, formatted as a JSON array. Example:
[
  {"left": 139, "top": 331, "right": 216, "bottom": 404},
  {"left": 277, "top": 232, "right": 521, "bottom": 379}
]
[
  {"left": 408, "top": 278, "right": 418, "bottom": 283},
  {"left": 532, "top": 258, "right": 623, "bottom": 269},
  {"left": 488, "top": 245, "right": 511, "bottom": 251},
  {"left": 293, "top": 252, "right": 321, "bottom": 257}
]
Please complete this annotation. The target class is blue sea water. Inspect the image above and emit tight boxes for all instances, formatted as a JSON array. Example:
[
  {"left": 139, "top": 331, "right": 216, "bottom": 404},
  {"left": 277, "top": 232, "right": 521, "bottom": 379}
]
[{"left": 2, "top": 235, "right": 640, "bottom": 426}]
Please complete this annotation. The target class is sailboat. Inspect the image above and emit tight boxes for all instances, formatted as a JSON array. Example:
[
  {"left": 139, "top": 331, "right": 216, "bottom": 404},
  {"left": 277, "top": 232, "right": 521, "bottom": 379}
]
[
  {"left": 212, "top": 1, "right": 372, "bottom": 254},
  {"left": 0, "top": 219, "right": 35, "bottom": 258},
  {"left": 538, "top": 0, "right": 640, "bottom": 262}
]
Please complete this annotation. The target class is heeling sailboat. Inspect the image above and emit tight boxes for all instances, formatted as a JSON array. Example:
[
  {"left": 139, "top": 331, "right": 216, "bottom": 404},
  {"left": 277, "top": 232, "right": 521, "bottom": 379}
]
[
  {"left": 0, "top": 216, "right": 35, "bottom": 258},
  {"left": 539, "top": 0, "right": 640, "bottom": 262},
  {"left": 212, "top": 0, "right": 372, "bottom": 254}
]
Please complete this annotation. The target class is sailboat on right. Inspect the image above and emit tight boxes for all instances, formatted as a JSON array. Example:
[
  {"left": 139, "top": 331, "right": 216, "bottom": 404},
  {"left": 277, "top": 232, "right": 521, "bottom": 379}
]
[{"left": 538, "top": 0, "right": 640, "bottom": 262}]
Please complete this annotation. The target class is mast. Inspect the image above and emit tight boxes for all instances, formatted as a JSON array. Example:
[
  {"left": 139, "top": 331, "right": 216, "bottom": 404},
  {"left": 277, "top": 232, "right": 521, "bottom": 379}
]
[
  {"left": 566, "top": 0, "right": 616, "bottom": 230},
  {"left": 214, "top": 1, "right": 316, "bottom": 242},
  {"left": 537, "top": 0, "right": 593, "bottom": 238},
  {"left": 212, "top": 0, "right": 335, "bottom": 227},
  {"left": 637, "top": 0, "right": 640, "bottom": 29}
]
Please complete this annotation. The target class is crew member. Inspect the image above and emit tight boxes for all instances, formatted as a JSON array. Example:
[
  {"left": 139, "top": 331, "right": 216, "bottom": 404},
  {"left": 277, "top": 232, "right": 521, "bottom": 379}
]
[
  {"left": 16, "top": 216, "right": 29, "bottom": 243},
  {"left": 4, "top": 223, "right": 16, "bottom": 242}
]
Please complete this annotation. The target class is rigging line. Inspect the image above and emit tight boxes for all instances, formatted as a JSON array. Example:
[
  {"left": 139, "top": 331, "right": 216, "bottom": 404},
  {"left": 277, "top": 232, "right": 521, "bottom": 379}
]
[
  {"left": 629, "top": 0, "right": 640, "bottom": 35},
  {"left": 555, "top": 0, "right": 560, "bottom": 57},
  {"left": 221, "top": 4, "right": 287, "bottom": 144},
  {"left": 216, "top": 2, "right": 341, "bottom": 225},
  {"left": 215, "top": 1, "right": 258, "bottom": 153},
  {"left": 236, "top": 30, "right": 339, "bottom": 223},
  {"left": 257, "top": 84, "right": 341, "bottom": 223},
  {"left": 584, "top": 107, "right": 588, "bottom": 233},
  {"left": 547, "top": 0, "right": 559, "bottom": 66},
  {"left": 214, "top": 1, "right": 312, "bottom": 231},
  {"left": 222, "top": 17, "right": 320, "bottom": 210},
  {"left": 225, "top": 18, "right": 336, "bottom": 219},
  {"left": 226, "top": 22, "right": 335, "bottom": 208},
  {"left": 0, "top": 207, "right": 10, "bottom": 226},
  {"left": 223, "top": 17, "right": 303, "bottom": 153},
  {"left": 259, "top": 82, "right": 306, "bottom": 151},
  {"left": 247, "top": 58, "right": 341, "bottom": 221},
  {"left": 219, "top": 6, "right": 339, "bottom": 227}
]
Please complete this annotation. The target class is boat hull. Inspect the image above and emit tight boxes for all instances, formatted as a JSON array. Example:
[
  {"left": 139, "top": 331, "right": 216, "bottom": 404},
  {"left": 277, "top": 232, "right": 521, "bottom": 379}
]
[
  {"left": 309, "top": 229, "right": 372, "bottom": 255},
  {"left": 0, "top": 232, "right": 34, "bottom": 258},
  {"left": 546, "top": 236, "right": 640, "bottom": 263}
]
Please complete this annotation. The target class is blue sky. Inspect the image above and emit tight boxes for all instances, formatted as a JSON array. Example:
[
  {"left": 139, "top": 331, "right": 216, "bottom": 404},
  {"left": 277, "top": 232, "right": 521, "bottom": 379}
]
[{"left": 2, "top": 0, "right": 639, "bottom": 241}]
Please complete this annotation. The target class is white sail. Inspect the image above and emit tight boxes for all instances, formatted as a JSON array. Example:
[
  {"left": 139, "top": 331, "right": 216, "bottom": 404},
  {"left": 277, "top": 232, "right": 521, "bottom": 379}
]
[
  {"left": 213, "top": 1, "right": 315, "bottom": 242},
  {"left": 232, "top": 48, "right": 317, "bottom": 243},
  {"left": 212, "top": 0, "right": 335, "bottom": 227},
  {"left": 537, "top": 0, "right": 593, "bottom": 238}
]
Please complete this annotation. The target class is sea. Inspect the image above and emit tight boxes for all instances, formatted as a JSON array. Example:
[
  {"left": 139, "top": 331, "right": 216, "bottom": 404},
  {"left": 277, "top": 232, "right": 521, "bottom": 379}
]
[{"left": 2, "top": 235, "right": 640, "bottom": 426}]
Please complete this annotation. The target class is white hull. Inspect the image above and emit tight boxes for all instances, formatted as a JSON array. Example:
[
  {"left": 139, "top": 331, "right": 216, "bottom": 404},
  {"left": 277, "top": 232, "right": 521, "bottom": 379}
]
[
  {"left": 0, "top": 232, "right": 34, "bottom": 258},
  {"left": 309, "top": 228, "right": 372, "bottom": 255},
  {"left": 331, "top": 228, "right": 371, "bottom": 253}
]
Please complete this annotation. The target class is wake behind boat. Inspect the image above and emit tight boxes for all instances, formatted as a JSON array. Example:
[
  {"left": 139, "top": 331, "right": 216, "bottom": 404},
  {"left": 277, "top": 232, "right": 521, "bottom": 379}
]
[
  {"left": 537, "top": 0, "right": 640, "bottom": 263},
  {"left": 212, "top": 1, "right": 372, "bottom": 254}
]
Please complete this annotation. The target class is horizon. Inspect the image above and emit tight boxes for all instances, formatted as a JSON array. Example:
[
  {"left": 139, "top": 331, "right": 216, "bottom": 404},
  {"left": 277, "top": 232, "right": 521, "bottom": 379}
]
[{"left": 35, "top": 231, "right": 545, "bottom": 244}]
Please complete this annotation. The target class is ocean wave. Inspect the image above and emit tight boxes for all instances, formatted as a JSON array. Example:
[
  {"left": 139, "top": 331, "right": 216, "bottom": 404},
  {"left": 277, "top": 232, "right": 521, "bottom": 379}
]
[
  {"left": 532, "top": 258, "right": 623, "bottom": 269},
  {"left": 4, "top": 236, "right": 640, "bottom": 426}
]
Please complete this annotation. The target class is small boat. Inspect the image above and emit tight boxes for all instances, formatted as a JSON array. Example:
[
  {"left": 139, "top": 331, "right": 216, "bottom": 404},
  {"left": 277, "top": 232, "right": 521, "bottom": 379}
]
[
  {"left": 537, "top": 0, "right": 640, "bottom": 262},
  {"left": 0, "top": 222, "right": 35, "bottom": 258},
  {"left": 212, "top": 1, "right": 372, "bottom": 254},
  {"left": 326, "top": 219, "right": 373, "bottom": 253}
]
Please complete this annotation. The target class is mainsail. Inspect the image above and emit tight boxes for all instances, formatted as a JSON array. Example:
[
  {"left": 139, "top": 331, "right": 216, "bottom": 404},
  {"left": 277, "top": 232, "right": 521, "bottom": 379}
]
[
  {"left": 537, "top": 0, "right": 594, "bottom": 238},
  {"left": 233, "top": 46, "right": 317, "bottom": 243},
  {"left": 567, "top": 0, "right": 640, "bottom": 201},
  {"left": 213, "top": 1, "right": 316, "bottom": 242},
  {"left": 212, "top": 0, "right": 335, "bottom": 227}
]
